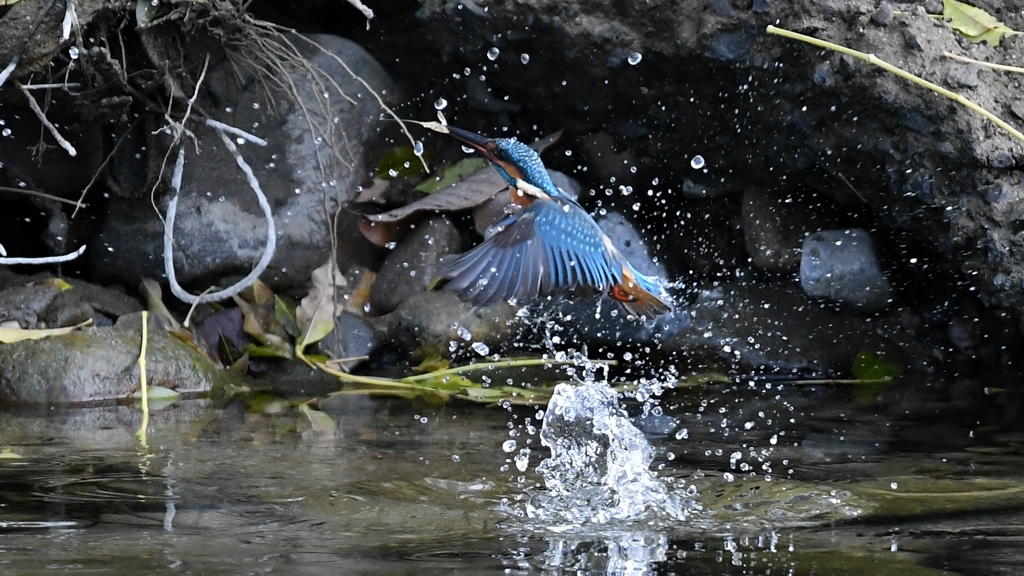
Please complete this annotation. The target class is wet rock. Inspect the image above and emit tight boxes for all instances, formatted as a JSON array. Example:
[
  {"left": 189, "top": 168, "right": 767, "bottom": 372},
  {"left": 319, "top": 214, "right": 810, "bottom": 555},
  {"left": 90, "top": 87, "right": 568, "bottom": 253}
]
[
  {"left": 597, "top": 212, "right": 668, "bottom": 278},
  {"left": 384, "top": 291, "right": 517, "bottom": 358},
  {"left": 0, "top": 312, "right": 225, "bottom": 404},
  {"left": 93, "top": 34, "right": 396, "bottom": 294},
  {"left": 705, "top": 30, "right": 756, "bottom": 62},
  {"left": 319, "top": 312, "right": 379, "bottom": 371},
  {"left": 800, "top": 229, "right": 893, "bottom": 311},
  {"left": 871, "top": 2, "right": 894, "bottom": 26},
  {"left": 371, "top": 216, "right": 460, "bottom": 313},
  {"left": 0, "top": 283, "right": 60, "bottom": 328},
  {"left": 40, "top": 280, "right": 142, "bottom": 328},
  {"left": 664, "top": 282, "right": 899, "bottom": 374},
  {"left": 544, "top": 296, "right": 692, "bottom": 350},
  {"left": 0, "top": 278, "right": 140, "bottom": 330}
]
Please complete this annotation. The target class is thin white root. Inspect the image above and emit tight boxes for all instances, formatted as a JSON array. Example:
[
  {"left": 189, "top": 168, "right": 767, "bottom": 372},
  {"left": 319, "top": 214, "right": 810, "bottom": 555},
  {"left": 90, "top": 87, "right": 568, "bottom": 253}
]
[
  {"left": 17, "top": 82, "right": 77, "bottom": 157},
  {"left": 164, "top": 125, "right": 277, "bottom": 304},
  {"left": 345, "top": 0, "right": 374, "bottom": 20},
  {"left": 0, "top": 244, "right": 86, "bottom": 265},
  {"left": 0, "top": 57, "right": 18, "bottom": 90},
  {"left": 204, "top": 118, "right": 268, "bottom": 146},
  {"left": 21, "top": 83, "right": 82, "bottom": 90},
  {"left": 61, "top": 0, "right": 77, "bottom": 41}
]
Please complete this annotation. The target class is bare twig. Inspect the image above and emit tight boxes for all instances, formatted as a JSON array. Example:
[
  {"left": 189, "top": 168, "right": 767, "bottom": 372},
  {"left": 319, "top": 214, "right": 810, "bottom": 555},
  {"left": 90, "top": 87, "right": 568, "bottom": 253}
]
[
  {"left": 0, "top": 244, "right": 86, "bottom": 265},
  {"left": 72, "top": 117, "right": 140, "bottom": 219},
  {"left": 943, "top": 51, "right": 1024, "bottom": 74},
  {"left": 16, "top": 82, "right": 77, "bottom": 157},
  {"left": 0, "top": 185, "right": 85, "bottom": 207}
]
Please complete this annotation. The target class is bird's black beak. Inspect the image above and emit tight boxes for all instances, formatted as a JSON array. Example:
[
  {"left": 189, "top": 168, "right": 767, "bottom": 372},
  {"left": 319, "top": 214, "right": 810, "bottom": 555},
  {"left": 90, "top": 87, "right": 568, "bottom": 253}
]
[{"left": 445, "top": 126, "right": 500, "bottom": 162}]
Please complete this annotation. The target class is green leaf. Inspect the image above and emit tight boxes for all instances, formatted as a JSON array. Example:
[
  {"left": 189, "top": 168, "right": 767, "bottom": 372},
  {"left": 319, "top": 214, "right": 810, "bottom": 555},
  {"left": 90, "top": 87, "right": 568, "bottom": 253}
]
[
  {"left": 852, "top": 350, "right": 902, "bottom": 381},
  {"left": 132, "top": 385, "right": 181, "bottom": 401},
  {"left": 414, "top": 157, "right": 489, "bottom": 194},
  {"left": 274, "top": 295, "right": 299, "bottom": 337},
  {"left": 298, "top": 404, "right": 337, "bottom": 437},
  {"left": 376, "top": 147, "right": 428, "bottom": 179},
  {"left": 943, "top": 0, "right": 1021, "bottom": 46}
]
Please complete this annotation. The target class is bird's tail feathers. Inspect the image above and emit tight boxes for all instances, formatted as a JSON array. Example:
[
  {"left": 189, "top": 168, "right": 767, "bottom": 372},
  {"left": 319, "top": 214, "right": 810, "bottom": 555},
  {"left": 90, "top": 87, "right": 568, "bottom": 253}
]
[{"left": 609, "top": 264, "right": 674, "bottom": 318}]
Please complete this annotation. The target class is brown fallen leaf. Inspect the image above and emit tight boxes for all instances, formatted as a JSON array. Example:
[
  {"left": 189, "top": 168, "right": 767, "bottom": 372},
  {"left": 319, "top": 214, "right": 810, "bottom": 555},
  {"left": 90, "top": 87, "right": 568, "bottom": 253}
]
[{"left": 296, "top": 260, "right": 346, "bottom": 355}]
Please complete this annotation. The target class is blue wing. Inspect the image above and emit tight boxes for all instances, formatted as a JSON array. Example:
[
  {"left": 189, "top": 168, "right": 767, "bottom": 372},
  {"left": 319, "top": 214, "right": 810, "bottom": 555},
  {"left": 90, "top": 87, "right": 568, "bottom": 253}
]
[{"left": 438, "top": 198, "right": 623, "bottom": 306}]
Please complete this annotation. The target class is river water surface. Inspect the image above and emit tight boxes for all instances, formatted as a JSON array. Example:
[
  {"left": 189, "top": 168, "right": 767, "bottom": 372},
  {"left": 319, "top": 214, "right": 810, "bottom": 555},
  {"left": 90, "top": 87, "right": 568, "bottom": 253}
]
[{"left": 1, "top": 369, "right": 1023, "bottom": 575}]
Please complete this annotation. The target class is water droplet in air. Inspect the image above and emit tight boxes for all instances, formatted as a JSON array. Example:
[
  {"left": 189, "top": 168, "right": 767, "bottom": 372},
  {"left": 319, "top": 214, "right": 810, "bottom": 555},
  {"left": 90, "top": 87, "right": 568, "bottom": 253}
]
[
  {"left": 434, "top": 97, "right": 448, "bottom": 110},
  {"left": 387, "top": 168, "right": 399, "bottom": 178},
  {"left": 2, "top": 128, "right": 11, "bottom": 137},
  {"left": 413, "top": 141, "right": 424, "bottom": 156},
  {"left": 627, "top": 52, "right": 642, "bottom": 65},
  {"left": 502, "top": 440, "right": 517, "bottom": 452},
  {"left": 520, "top": 53, "right": 530, "bottom": 64},
  {"left": 690, "top": 155, "right": 705, "bottom": 169},
  {"left": 69, "top": 46, "right": 79, "bottom": 59},
  {"left": 486, "top": 47, "right": 500, "bottom": 61},
  {"left": 471, "top": 341, "right": 490, "bottom": 356}
]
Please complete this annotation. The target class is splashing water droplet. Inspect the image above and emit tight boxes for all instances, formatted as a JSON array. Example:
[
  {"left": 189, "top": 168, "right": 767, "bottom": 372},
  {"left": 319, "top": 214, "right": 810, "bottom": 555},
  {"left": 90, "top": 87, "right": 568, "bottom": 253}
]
[
  {"left": 471, "top": 341, "right": 490, "bottom": 356},
  {"left": 627, "top": 52, "right": 642, "bottom": 65},
  {"left": 502, "top": 439, "right": 517, "bottom": 453},
  {"left": 690, "top": 155, "right": 705, "bottom": 170},
  {"left": 520, "top": 53, "right": 530, "bottom": 64},
  {"left": 434, "top": 97, "right": 448, "bottom": 110},
  {"left": 69, "top": 46, "right": 79, "bottom": 59},
  {"left": 413, "top": 141, "right": 424, "bottom": 156},
  {"left": 487, "top": 47, "right": 500, "bottom": 61}
]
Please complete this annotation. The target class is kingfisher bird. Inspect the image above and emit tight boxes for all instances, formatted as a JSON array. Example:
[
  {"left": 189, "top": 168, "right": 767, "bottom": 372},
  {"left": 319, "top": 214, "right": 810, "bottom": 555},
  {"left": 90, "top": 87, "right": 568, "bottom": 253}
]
[{"left": 431, "top": 125, "right": 674, "bottom": 318}]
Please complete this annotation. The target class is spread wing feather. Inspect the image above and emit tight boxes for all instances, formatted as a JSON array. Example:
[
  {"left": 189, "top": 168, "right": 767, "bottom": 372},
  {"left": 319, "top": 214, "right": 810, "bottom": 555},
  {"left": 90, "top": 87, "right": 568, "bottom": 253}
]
[{"left": 437, "top": 199, "right": 624, "bottom": 306}]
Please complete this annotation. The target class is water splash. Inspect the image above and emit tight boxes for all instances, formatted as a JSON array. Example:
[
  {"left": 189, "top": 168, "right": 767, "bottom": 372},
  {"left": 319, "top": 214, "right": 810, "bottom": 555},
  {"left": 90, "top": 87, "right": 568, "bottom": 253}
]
[{"left": 525, "top": 381, "right": 699, "bottom": 526}]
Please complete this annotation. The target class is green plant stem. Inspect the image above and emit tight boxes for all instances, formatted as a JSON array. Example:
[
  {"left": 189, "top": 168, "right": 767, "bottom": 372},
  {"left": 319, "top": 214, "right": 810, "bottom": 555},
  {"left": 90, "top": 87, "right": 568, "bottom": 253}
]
[
  {"left": 401, "top": 357, "right": 616, "bottom": 382},
  {"left": 767, "top": 25, "right": 1024, "bottom": 145},
  {"left": 787, "top": 377, "right": 893, "bottom": 386}
]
